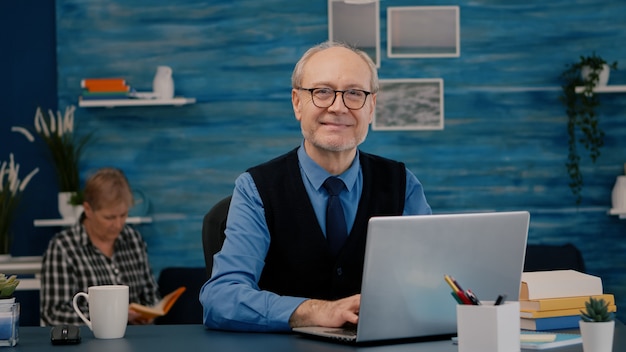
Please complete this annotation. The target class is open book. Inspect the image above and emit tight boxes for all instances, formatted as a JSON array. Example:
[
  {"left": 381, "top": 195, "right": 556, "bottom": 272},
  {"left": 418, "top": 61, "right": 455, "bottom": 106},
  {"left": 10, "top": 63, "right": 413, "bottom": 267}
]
[{"left": 129, "top": 286, "right": 186, "bottom": 319}]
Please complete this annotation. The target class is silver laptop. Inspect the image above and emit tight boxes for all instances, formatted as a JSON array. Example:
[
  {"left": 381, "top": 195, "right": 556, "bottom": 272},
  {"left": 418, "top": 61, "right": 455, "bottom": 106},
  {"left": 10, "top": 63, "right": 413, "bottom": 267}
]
[{"left": 293, "top": 211, "right": 530, "bottom": 344}]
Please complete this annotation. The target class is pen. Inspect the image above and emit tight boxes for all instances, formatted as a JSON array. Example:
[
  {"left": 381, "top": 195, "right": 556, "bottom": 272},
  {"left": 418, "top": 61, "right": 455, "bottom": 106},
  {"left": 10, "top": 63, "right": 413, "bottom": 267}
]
[
  {"left": 494, "top": 294, "right": 507, "bottom": 306},
  {"left": 444, "top": 275, "right": 460, "bottom": 292},
  {"left": 450, "top": 291, "right": 463, "bottom": 304},
  {"left": 454, "top": 290, "right": 473, "bottom": 305},
  {"left": 464, "top": 289, "right": 481, "bottom": 305}
]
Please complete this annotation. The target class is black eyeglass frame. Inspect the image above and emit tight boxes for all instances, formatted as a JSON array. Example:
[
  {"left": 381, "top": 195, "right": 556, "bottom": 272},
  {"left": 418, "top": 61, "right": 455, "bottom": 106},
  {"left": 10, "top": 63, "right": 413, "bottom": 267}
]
[{"left": 297, "top": 87, "right": 372, "bottom": 110}]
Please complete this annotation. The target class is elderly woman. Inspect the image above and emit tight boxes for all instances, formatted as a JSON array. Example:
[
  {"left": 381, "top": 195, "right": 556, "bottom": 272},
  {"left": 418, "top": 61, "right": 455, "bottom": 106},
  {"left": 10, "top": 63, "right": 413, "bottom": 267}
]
[{"left": 41, "top": 167, "right": 160, "bottom": 326}]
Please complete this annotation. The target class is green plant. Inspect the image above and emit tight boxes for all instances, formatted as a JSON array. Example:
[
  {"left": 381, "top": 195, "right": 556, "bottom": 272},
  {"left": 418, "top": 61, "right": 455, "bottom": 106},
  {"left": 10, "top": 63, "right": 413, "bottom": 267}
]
[
  {"left": 560, "top": 52, "right": 618, "bottom": 204},
  {"left": 33, "top": 106, "right": 93, "bottom": 204},
  {"left": 580, "top": 297, "right": 614, "bottom": 322},
  {"left": 0, "top": 274, "right": 20, "bottom": 298},
  {"left": 0, "top": 154, "right": 39, "bottom": 254}
]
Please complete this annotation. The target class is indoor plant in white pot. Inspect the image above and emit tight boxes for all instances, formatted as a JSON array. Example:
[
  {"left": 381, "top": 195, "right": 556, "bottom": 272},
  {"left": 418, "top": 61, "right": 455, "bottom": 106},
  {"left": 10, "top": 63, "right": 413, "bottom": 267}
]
[
  {"left": 33, "top": 106, "right": 93, "bottom": 219},
  {"left": 579, "top": 296, "right": 615, "bottom": 352},
  {"left": 0, "top": 273, "right": 20, "bottom": 347}
]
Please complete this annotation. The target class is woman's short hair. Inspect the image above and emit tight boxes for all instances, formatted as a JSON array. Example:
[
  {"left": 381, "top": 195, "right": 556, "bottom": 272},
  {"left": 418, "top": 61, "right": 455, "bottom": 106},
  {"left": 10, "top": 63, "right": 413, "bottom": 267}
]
[{"left": 83, "top": 168, "right": 133, "bottom": 211}]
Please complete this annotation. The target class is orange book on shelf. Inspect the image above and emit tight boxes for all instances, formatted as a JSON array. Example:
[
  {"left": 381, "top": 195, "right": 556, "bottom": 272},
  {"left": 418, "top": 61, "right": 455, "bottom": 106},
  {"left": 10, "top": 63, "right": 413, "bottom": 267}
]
[
  {"left": 81, "top": 78, "right": 129, "bottom": 92},
  {"left": 129, "top": 286, "right": 186, "bottom": 320}
]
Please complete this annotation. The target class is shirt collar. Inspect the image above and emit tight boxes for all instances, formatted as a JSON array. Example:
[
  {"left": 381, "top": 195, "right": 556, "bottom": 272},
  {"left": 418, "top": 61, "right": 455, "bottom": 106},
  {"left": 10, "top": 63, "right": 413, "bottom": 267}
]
[{"left": 297, "top": 141, "right": 360, "bottom": 192}]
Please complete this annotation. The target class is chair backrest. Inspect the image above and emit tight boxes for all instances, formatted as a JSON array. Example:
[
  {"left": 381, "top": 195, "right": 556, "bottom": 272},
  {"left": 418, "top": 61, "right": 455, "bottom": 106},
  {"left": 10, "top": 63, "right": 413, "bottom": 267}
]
[
  {"left": 523, "top": 243, "right": 586, "bottom": 272},
  {"left": 154, "top": 267, "right": 207, "bottom": 325},
  {"left": 202, "top": 196, "right": 232, "bottom": 278}
]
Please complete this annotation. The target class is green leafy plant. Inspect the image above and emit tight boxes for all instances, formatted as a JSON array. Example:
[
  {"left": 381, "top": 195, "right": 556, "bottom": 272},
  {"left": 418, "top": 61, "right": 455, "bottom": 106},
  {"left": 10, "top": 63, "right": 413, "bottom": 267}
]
[
  {"left": 0, "top": 274, "right": 20, "bottom": 298},
  {"left": 0, "top": 154, "right": 39, "bottom": 254},
  {"left": 560, "top": 53, "right": 618, "bottom": 204},
  {"left": 33, "top": 106, "right": 93, "bottom": 205},
  {"left": 580, "top": 297, "right": 614, "bottom": 322}
]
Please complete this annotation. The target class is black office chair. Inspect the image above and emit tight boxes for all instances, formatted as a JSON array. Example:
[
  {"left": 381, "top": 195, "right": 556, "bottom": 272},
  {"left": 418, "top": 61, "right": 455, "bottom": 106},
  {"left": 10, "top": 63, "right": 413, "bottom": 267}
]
[
  {"left": 202, "top": 196, "right": 232, "bottom": 278},
  {"left": 523, "top": 243, "right": 586, "bottom": 272},
  {"left": 154, "top": 267, "right": 207, "bottom": 325}
]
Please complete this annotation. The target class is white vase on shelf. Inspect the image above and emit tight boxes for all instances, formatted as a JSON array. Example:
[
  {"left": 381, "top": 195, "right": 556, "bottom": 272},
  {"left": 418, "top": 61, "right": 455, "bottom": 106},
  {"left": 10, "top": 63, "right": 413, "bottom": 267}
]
[
  {"left": 611, "top": 176, "right": 626, "bottom": 212},
  {"left": 153, "top": 66, "right": 174, "bottom": 100}
]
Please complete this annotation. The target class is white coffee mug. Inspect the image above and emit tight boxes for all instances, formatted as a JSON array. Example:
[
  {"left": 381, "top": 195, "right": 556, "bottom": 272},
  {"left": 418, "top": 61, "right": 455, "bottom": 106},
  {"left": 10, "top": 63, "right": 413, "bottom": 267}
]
[{"left": 72, "top": 285, "right": 129, "bottom": 339}]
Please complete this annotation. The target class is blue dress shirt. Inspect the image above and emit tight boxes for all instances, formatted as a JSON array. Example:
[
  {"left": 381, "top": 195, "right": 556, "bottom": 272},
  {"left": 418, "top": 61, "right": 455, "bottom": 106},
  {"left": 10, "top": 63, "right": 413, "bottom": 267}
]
[{"left": 200, "top": 145, "right": 431, "bottom": 331}]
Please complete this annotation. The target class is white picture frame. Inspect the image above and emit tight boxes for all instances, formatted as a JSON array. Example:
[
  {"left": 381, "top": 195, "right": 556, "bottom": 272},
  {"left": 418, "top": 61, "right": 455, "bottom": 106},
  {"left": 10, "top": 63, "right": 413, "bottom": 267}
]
[
  {"left": 373, "top": 78, "right": 444, "bottom": 131},
  {"left": 328, "top": 0, "right": 380, "bottom": 67},
  {"left": 387, "top": 6, "right": 460, "bottom": 58}
]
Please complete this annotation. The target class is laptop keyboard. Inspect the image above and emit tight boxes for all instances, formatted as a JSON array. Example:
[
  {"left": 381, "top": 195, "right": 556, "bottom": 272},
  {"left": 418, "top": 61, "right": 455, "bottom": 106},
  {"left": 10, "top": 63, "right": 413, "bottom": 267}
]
[{"left": 324, "top": 326, "right": 358, "bottom": 341}]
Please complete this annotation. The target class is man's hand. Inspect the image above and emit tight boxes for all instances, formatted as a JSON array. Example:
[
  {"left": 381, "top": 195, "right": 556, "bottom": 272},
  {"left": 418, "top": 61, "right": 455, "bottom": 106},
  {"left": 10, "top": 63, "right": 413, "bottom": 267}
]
[{"left": 289, "top": 294, "right": 360, "bottom": 328}]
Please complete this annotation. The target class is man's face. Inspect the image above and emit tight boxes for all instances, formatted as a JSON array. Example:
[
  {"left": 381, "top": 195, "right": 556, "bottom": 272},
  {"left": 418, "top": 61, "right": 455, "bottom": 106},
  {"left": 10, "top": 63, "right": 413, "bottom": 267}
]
[{"left": 292, "top": 47, "right": 375, "bottom": 154}]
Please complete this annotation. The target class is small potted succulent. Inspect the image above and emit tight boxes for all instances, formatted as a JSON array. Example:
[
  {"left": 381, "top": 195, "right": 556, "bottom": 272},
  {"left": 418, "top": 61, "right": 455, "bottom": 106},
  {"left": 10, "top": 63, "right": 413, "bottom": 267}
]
[
  {"left": 0, "top": 273, "right": 20, "bottom": 346},
  {"left": 0, "top": 274, "right": 19, "bottom": 300},
  {"left": 579, "top": 297, "right": 615, "bottom": 352}
]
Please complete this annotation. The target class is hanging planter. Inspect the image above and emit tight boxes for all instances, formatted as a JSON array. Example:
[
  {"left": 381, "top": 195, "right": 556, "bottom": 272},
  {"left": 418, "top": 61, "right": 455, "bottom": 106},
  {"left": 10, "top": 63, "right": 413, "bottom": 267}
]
[{"left": 560, "top": 52, "right": 618, "bottom": 204}]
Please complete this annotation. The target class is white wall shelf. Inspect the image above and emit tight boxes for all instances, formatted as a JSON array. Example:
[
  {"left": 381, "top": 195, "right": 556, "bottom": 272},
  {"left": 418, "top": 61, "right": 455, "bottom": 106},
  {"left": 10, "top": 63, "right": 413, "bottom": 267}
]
[
  {"left": 33, "top": 216, "right": 152, "bottom": 227},
  {"left": 574, "top": 85, "right": 626, "bottom": 94},
  {"left": 0, "top": 256, "right": 42, "bottom": 290},
  {"left": 78, "top": 97, "right": 196, "bottom": 108},
  {"left": 609, "top": 209, "right": 626, "bottom": 220}
]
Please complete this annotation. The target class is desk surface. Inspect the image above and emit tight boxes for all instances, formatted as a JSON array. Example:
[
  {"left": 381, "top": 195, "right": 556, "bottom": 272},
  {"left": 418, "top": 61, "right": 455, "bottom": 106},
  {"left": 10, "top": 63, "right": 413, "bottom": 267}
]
[{"left": 8, "top": 323, "right": 626, "bottom": 352}]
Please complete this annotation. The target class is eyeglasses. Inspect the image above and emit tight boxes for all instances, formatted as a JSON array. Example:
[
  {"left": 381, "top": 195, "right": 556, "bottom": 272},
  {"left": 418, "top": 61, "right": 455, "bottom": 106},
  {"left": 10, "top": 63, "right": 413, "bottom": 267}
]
[{"left": 297, "top": 87, "right": 372, "bottom": 110}]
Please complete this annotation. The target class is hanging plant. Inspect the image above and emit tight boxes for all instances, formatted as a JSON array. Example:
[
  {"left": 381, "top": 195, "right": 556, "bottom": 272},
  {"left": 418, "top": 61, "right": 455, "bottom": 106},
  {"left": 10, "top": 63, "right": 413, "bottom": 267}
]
[{"left": 560, "top": 53, "right": 617, "bottom": 204}]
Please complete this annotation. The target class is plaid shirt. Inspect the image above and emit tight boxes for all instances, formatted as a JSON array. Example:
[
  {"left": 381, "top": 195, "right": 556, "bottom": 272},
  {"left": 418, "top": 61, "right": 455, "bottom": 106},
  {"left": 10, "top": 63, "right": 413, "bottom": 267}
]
[{"left": 40, "top": 220, "right": 160, "bottom": 326}]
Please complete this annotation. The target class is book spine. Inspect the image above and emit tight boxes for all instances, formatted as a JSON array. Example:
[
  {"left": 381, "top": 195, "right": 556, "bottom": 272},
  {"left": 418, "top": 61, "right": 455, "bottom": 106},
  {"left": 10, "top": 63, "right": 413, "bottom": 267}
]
[
  {"left": 521, "top": 315, "right": 581, "bottom": 331},
  {"left": 80, "top": 94, "right": 129, "bottom": 100},
  {"left": 81, "top": 78, "right": 126, "bottom": 88},
  {"left": 520, "top": 305, "right": 617, "bottom": 318},
  {"left": 520, "top": 294, "right": 615, "bottom": 312}
]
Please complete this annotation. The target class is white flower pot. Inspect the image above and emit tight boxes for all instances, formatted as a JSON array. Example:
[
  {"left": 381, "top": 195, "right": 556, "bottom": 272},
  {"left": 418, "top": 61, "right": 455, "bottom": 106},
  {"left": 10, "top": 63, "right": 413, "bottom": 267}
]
[
  {"left": 58, "top": 192, "right": 84, "bottom": 220},
  {"left": 612, "top": 176, "right": 626, "bottom": 211},
  {"left": 581, "top": 64, "right": 611, "bottom": 86},
  {"left": 579, "top": 320, "right": 615, "bottom": 352}
]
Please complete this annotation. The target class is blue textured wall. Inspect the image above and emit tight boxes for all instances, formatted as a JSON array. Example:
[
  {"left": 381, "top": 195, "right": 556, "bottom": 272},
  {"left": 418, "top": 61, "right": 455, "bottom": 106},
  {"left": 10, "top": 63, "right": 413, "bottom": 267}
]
[
  {"left": 54, "top": 0, "right": 626, "bottom": 319},
  {"left": 6, "top": 0, "right": 626, "bottom": 320}
]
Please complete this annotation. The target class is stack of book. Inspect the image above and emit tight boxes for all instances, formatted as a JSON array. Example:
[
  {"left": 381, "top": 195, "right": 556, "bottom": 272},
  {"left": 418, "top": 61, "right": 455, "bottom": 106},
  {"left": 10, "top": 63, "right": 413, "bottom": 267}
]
[
  {"left": 519, "top": 270, "right": 617, "bottom": 330},
  {"left": 80, "top": 78, "right": 131, "bottom": 101}
]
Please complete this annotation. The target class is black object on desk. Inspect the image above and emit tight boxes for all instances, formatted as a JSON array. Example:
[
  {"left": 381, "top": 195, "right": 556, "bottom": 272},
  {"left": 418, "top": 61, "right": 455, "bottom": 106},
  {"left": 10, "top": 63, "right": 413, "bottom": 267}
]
[{"left": 50, "top": 325, "right": 81, "bottom": 345}]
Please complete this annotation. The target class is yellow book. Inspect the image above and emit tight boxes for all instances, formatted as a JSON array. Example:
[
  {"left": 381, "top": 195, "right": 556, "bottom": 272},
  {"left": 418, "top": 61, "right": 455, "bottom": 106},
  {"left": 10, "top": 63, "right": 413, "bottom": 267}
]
[
  {"left": 520, "top": 304, "right": 616, "bottom": 318},
  {"left": 129, "top": 286, "right": 186, "bottom": 320},
  {"left": 520, "top": 294, "right": 615, "bottom": 312}
]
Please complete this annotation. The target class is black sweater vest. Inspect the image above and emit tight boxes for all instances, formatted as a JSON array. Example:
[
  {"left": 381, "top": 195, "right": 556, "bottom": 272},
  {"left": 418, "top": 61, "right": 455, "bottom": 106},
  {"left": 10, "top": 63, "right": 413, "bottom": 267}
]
[{"left": 248, "top": 148, "right": 406, "bottom": 300}]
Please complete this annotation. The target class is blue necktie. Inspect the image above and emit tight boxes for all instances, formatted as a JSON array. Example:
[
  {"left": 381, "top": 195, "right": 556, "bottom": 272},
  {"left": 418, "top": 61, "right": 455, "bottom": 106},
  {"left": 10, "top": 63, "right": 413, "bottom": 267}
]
[{"left": 323, "top": 177, "right": 347, "bottom": 256}]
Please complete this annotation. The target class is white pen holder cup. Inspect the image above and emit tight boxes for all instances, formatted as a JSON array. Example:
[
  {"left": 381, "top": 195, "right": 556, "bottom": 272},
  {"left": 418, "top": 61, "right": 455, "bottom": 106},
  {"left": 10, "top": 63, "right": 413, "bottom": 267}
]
[
  {"left": 72, "top": 285, "right": 129, "bottom": 339},
  {"left": 456, "top": 301, "right": 520, "bottom": 352}
]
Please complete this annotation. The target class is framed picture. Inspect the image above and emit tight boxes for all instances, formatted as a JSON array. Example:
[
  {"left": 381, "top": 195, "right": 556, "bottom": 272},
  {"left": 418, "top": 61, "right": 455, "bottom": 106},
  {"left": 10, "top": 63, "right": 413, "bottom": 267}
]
[
  {"left": 387, "top": 6, "right": 460, "bottom": 58},
  {"left": 328, "top": 0, "right": 380, "bottom": 67},
  {"left": 373, "top": 78, "right": 444, "bottom": 131}
]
